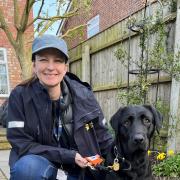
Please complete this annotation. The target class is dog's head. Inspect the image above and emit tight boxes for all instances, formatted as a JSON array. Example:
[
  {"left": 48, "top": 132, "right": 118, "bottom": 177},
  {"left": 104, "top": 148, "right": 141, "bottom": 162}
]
[{"left": 110, "top": 105, "right": 163, "bottom": 155}]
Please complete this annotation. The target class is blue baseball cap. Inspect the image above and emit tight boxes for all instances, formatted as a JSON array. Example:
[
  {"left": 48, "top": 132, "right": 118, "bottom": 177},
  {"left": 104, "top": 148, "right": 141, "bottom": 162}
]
[{"left": 32, "top": 34, "right": 69, "bottom": 62}]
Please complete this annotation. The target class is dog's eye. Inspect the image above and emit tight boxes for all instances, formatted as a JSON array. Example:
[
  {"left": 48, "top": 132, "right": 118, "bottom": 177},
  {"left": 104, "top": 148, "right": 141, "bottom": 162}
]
[
  {"left": 123, "top": 120, "right": 131, "bottom": 127},
  {"left": 143, "top": 118, "right": 151, "bottom": 124}
]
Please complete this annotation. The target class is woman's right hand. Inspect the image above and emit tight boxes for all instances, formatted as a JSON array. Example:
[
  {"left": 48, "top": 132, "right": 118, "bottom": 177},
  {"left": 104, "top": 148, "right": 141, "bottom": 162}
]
[{"left": 75, "top": 153, "right": 88, "bottom": 168}]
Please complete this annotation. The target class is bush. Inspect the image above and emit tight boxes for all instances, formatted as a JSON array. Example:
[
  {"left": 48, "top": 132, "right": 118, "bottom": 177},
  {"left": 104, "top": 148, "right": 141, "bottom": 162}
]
[{"left": 152, "top": 154, "right": 180, "bottom": 177}]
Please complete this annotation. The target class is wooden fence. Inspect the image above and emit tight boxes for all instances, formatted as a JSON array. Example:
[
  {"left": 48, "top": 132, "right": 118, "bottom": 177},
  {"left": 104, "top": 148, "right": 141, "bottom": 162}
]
[{"left": 68, "top": 1, "right": 180, "bottom": 152}]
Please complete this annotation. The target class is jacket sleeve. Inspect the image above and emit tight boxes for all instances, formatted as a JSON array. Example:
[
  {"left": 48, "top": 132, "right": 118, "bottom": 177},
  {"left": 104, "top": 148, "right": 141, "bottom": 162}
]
[
  {"left": 7, "top": 87, "right": 76, "bottom": 165},
  {"left": 94, "top": 109, "right": 113, "bottom": 158}
]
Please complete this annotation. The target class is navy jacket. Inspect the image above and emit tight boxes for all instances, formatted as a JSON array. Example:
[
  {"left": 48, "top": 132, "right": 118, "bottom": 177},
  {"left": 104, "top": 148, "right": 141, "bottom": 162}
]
[{"left": 7, "top": 72, "right": 113, "bottom": 167}]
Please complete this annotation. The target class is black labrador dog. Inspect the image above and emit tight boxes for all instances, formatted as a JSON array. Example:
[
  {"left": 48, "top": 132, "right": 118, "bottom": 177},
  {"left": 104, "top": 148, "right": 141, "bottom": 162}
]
[{"left": 105, "top": 105, "right": 163, "bottom": 180}]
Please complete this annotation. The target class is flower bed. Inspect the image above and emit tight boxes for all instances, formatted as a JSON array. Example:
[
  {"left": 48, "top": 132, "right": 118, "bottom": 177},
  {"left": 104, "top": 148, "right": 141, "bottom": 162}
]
[
  {"left": 154, "top": 177, "right": 180, "bottom": 180},
  {"left": 150, "top": 150, "right": 180, "bottom": 179}
]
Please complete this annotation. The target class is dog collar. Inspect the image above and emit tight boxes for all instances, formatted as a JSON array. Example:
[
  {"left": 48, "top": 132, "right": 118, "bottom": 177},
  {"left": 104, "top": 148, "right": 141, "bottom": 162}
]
[{"left": 112, "top": 145, "right": 132, "bottom": 171}]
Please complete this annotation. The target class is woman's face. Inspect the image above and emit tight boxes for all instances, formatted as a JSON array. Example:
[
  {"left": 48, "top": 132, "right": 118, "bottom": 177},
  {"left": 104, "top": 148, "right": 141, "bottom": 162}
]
[{"left": 33, "top": 48, "right": 68, "bottom": 89}]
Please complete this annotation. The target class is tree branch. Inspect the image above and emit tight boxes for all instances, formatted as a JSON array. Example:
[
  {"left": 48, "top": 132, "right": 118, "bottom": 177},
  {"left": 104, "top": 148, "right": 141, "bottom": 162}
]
[
  {"left": 26, "top": 0, "right": 45, "bottom": 29},
  {"left": 19, "top": 0, "right": 35, "bottom": 32},
  {"left": 36, "top": 0, "right": 44, "bottom": 17},
  {"left": 0, "top": 7, "right": 17, "bottom": 48},
  {"left": 37, "top": 21, "right": 55, "bottom": 36},
  {"left": 61, "top": 24, "right": 86, "bottom": 38},
  {"left": 37, "top": 8, "right": 78, "bottom": 21},
  {"left": 13, "top": 0, "right": 20, "bottom": 29},
  {"left": 27, "top": 5, "right": 78, "bottom": 29}
]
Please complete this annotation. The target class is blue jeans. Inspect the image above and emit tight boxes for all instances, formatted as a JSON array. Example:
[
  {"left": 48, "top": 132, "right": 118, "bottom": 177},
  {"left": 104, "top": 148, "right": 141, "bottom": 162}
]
[{"left": 10, "top": 154, "right": 58, "bottom": 180}]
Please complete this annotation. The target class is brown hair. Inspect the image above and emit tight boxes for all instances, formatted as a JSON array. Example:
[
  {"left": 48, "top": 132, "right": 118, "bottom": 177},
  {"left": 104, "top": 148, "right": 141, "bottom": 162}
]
[{"left": 18, "top": 74, "right": 38, "bottom": 86}]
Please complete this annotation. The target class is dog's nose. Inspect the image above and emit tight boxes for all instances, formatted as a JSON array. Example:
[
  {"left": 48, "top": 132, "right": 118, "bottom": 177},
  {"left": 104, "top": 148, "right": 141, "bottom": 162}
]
[{"left": 133, "top": 134, "right": 144, "bottom": 144}]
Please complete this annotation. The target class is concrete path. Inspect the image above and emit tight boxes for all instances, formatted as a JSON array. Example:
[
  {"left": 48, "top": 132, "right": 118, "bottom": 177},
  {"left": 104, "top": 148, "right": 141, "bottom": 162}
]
[
  {"left": 0, "top": 150, "right": 67, "bottom": 180},
  {"left": 0, "top": 150, "right": 9, "bottom": 180}
]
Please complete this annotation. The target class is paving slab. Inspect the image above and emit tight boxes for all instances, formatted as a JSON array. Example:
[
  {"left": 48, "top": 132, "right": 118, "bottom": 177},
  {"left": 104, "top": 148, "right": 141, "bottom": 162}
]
[{"left": 0, "top": 150, "right": 10, "bottom": 179}]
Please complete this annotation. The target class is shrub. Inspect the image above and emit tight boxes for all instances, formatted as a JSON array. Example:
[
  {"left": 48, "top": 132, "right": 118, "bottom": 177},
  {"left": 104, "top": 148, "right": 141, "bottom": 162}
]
[{"left": 152, "top": 153, "right": 180, "bottom": 177}]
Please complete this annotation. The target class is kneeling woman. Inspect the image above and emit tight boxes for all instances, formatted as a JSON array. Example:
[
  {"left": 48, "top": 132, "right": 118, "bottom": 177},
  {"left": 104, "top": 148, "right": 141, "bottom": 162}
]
[{"left": 7, "top": 35, "right": 113, "bottom": 180}]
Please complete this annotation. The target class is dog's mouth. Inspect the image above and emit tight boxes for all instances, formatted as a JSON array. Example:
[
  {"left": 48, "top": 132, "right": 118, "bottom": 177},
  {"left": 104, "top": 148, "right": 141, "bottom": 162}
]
[
  {"left": 123, "top": 147, "right": 148, "bottom": 161},
  {"left": 134, "top": 148, "right": 147, "bottom": 155},
  {"left": 128, "top": 142, "right": 148, "bottom": 154}
]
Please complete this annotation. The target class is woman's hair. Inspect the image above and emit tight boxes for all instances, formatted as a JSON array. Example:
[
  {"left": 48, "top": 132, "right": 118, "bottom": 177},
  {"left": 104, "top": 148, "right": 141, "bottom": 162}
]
[{"left": 18, "top": 74, "right": 38, "bottom": 86}]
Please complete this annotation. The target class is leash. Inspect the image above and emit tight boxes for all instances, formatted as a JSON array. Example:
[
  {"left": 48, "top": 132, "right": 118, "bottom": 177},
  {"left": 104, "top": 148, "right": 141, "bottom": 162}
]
[{"left": 85, "top": 147, "right": 132, "bottom": 173}]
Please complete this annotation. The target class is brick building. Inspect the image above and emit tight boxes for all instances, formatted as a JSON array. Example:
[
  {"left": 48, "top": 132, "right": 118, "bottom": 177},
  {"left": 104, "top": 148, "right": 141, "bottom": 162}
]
[
  {"left": 62, "top": 0, "right": 146, "bottom": 49},
  {"left": 0, "top": 0, "right": 33, "bottom": 105}
]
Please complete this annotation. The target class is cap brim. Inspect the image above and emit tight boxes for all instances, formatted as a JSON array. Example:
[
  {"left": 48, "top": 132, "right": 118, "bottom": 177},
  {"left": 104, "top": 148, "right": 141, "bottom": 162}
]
[{"left": 32, "top": 45, "right": 69, "bottom": 62}]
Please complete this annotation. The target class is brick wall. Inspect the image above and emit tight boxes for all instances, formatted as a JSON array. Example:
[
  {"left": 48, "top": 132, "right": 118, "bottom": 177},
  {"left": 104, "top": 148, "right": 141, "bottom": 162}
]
[
  {"left": 0, "top": 0, "right": 34, "bottom": 105},
  {"left": 62, "top": 0, "right": 146, "bottom": 48}
]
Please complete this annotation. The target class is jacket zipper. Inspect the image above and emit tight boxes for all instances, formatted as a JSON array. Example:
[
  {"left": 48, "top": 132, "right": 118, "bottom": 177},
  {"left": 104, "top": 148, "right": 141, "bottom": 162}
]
[
  {"left": 46, "top": 100, "right": 53, "bottom": 144},
  {"left": 61, "top": 111, "right": 70, "bottom": 137}
]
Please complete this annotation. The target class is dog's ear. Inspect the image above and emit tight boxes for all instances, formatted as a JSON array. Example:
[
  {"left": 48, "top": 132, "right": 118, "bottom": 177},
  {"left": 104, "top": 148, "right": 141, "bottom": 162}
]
[
  {"left": 110, "top": 107, "right": 125, "bottom": 134},
  {"left": 143, "top": 105, "right": 163, "bottom": 133}
]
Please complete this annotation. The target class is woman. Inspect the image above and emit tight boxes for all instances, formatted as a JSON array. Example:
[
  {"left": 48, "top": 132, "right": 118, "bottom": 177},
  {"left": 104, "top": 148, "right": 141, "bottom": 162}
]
[{"left": 7, "top": 34, "right": 113, "bottom": 180}]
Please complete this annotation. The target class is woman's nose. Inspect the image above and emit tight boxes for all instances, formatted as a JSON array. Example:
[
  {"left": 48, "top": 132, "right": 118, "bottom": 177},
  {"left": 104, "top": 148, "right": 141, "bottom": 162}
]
[{"left": 47, "top": 61, "right": 55, "bottom": 70}]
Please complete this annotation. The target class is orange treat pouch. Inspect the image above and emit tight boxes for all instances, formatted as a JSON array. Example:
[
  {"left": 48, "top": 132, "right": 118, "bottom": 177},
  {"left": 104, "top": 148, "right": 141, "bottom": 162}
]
[{"left": 85, "top": 154, "right": 103, "bottom": 166}]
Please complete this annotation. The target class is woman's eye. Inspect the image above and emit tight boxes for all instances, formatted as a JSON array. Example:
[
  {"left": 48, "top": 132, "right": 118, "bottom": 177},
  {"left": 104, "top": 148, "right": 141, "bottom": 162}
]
[
  {"left": 55, "top": 59, "right": 65, "bottom": 63},
  {"left": 39, "top": 58, "right": 47, "bottom": 62}
]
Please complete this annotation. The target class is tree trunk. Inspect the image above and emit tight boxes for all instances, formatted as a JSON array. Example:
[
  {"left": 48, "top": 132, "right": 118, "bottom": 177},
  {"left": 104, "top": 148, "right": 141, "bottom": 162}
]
[
  {"left": 15, "top": 33, "right": 32, "bottom": 80},
  {"left": 17, "top": 51, "right": 32, "bottom": 80}
]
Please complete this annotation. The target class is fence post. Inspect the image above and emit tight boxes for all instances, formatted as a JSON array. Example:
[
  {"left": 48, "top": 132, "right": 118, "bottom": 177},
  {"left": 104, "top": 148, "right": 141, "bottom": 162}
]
[
  {"left": 167, "top": 0, "right": 180, "bottom": 152},
  {"left": 82, "top": 45, "right": 90, "bottom": 84}
]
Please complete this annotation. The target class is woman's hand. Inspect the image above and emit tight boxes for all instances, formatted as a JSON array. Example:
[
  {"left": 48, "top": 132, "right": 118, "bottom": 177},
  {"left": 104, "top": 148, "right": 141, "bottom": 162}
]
[{"left": 75, "top": 153, "right": 88, "bottom": 168}]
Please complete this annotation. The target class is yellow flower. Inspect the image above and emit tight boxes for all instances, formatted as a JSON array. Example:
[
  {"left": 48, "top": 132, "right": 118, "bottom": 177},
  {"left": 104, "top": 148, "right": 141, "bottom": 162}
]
[
  {"left": 167, "top": 150, "right": 174, "bottom": 156},
  {"left": 148, "top": 150, "right": 151, "bottom": 156},
  {"left": 157, "top": 152, "right": 166, "bottom": 160}
]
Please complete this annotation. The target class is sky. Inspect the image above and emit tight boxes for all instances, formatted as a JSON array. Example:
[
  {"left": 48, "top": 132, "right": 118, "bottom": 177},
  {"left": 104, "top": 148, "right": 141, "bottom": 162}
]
[{"left": 33, "top": 0, "right": 69, "bottom": 36}]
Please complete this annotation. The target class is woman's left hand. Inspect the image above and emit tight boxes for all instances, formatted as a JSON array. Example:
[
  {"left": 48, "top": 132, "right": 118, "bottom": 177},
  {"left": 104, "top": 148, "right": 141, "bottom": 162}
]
[{"left": 75, "top": 153, "right": 88, "bottom": 168}]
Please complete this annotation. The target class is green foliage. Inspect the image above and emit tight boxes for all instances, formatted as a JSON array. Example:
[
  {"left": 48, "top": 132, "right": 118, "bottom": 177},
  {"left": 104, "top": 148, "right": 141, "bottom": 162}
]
[
  {"left": 148, "top": 18, "right": 180, "bottom": 80},
  {"left": 117, "top": 80, "right": 151, "bottom": 105},
  {"left": 153, "top": 154, "right": 180, "bottom": 177},
  {"left": 161, "top": 0, "right": 177, "bottom": 12},
  {"left": 34, "top": 0, "right": 92, "bottom": 36},
  {"left": 115, "top": 6, "right": 177, "bottom": 155},
  {"left": 115, "top": 3, "right": 180, "bottom": 105},
  {"left": 114, "top": 45, "right": 128, "bottom": 66}
]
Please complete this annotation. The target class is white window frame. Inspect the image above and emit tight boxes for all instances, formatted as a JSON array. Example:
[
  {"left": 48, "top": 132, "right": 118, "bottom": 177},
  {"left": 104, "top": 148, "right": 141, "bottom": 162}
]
[
  {"left": 87, "top": 14, "right": 100, "bottom": 38},
  {"left": 0, "top": 48, "right": 10, "bottom": 97}
]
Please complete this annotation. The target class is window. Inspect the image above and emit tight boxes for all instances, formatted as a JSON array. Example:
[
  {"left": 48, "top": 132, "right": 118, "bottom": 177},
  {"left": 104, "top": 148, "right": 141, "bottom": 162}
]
[
  {"left": 0, "top": 48, "right": 9, "bottom": 97},
  {"left": 87, "top": 15, "right": 100, "bottom": 38}
]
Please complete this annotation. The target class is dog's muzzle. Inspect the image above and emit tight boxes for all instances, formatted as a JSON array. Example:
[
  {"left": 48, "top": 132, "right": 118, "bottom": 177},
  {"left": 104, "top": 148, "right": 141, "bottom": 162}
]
[
  {"left": 133, "top": 134, "right": 145, "bottom": 144},
  {"left": 129, "top": 133, "right": 148, "bottom": 152}
]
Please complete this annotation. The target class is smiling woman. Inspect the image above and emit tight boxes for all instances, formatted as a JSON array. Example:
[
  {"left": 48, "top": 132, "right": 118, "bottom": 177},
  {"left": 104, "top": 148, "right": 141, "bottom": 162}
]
[{"left": 6, "top": 34, "right": 113, "bottom": 180}]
